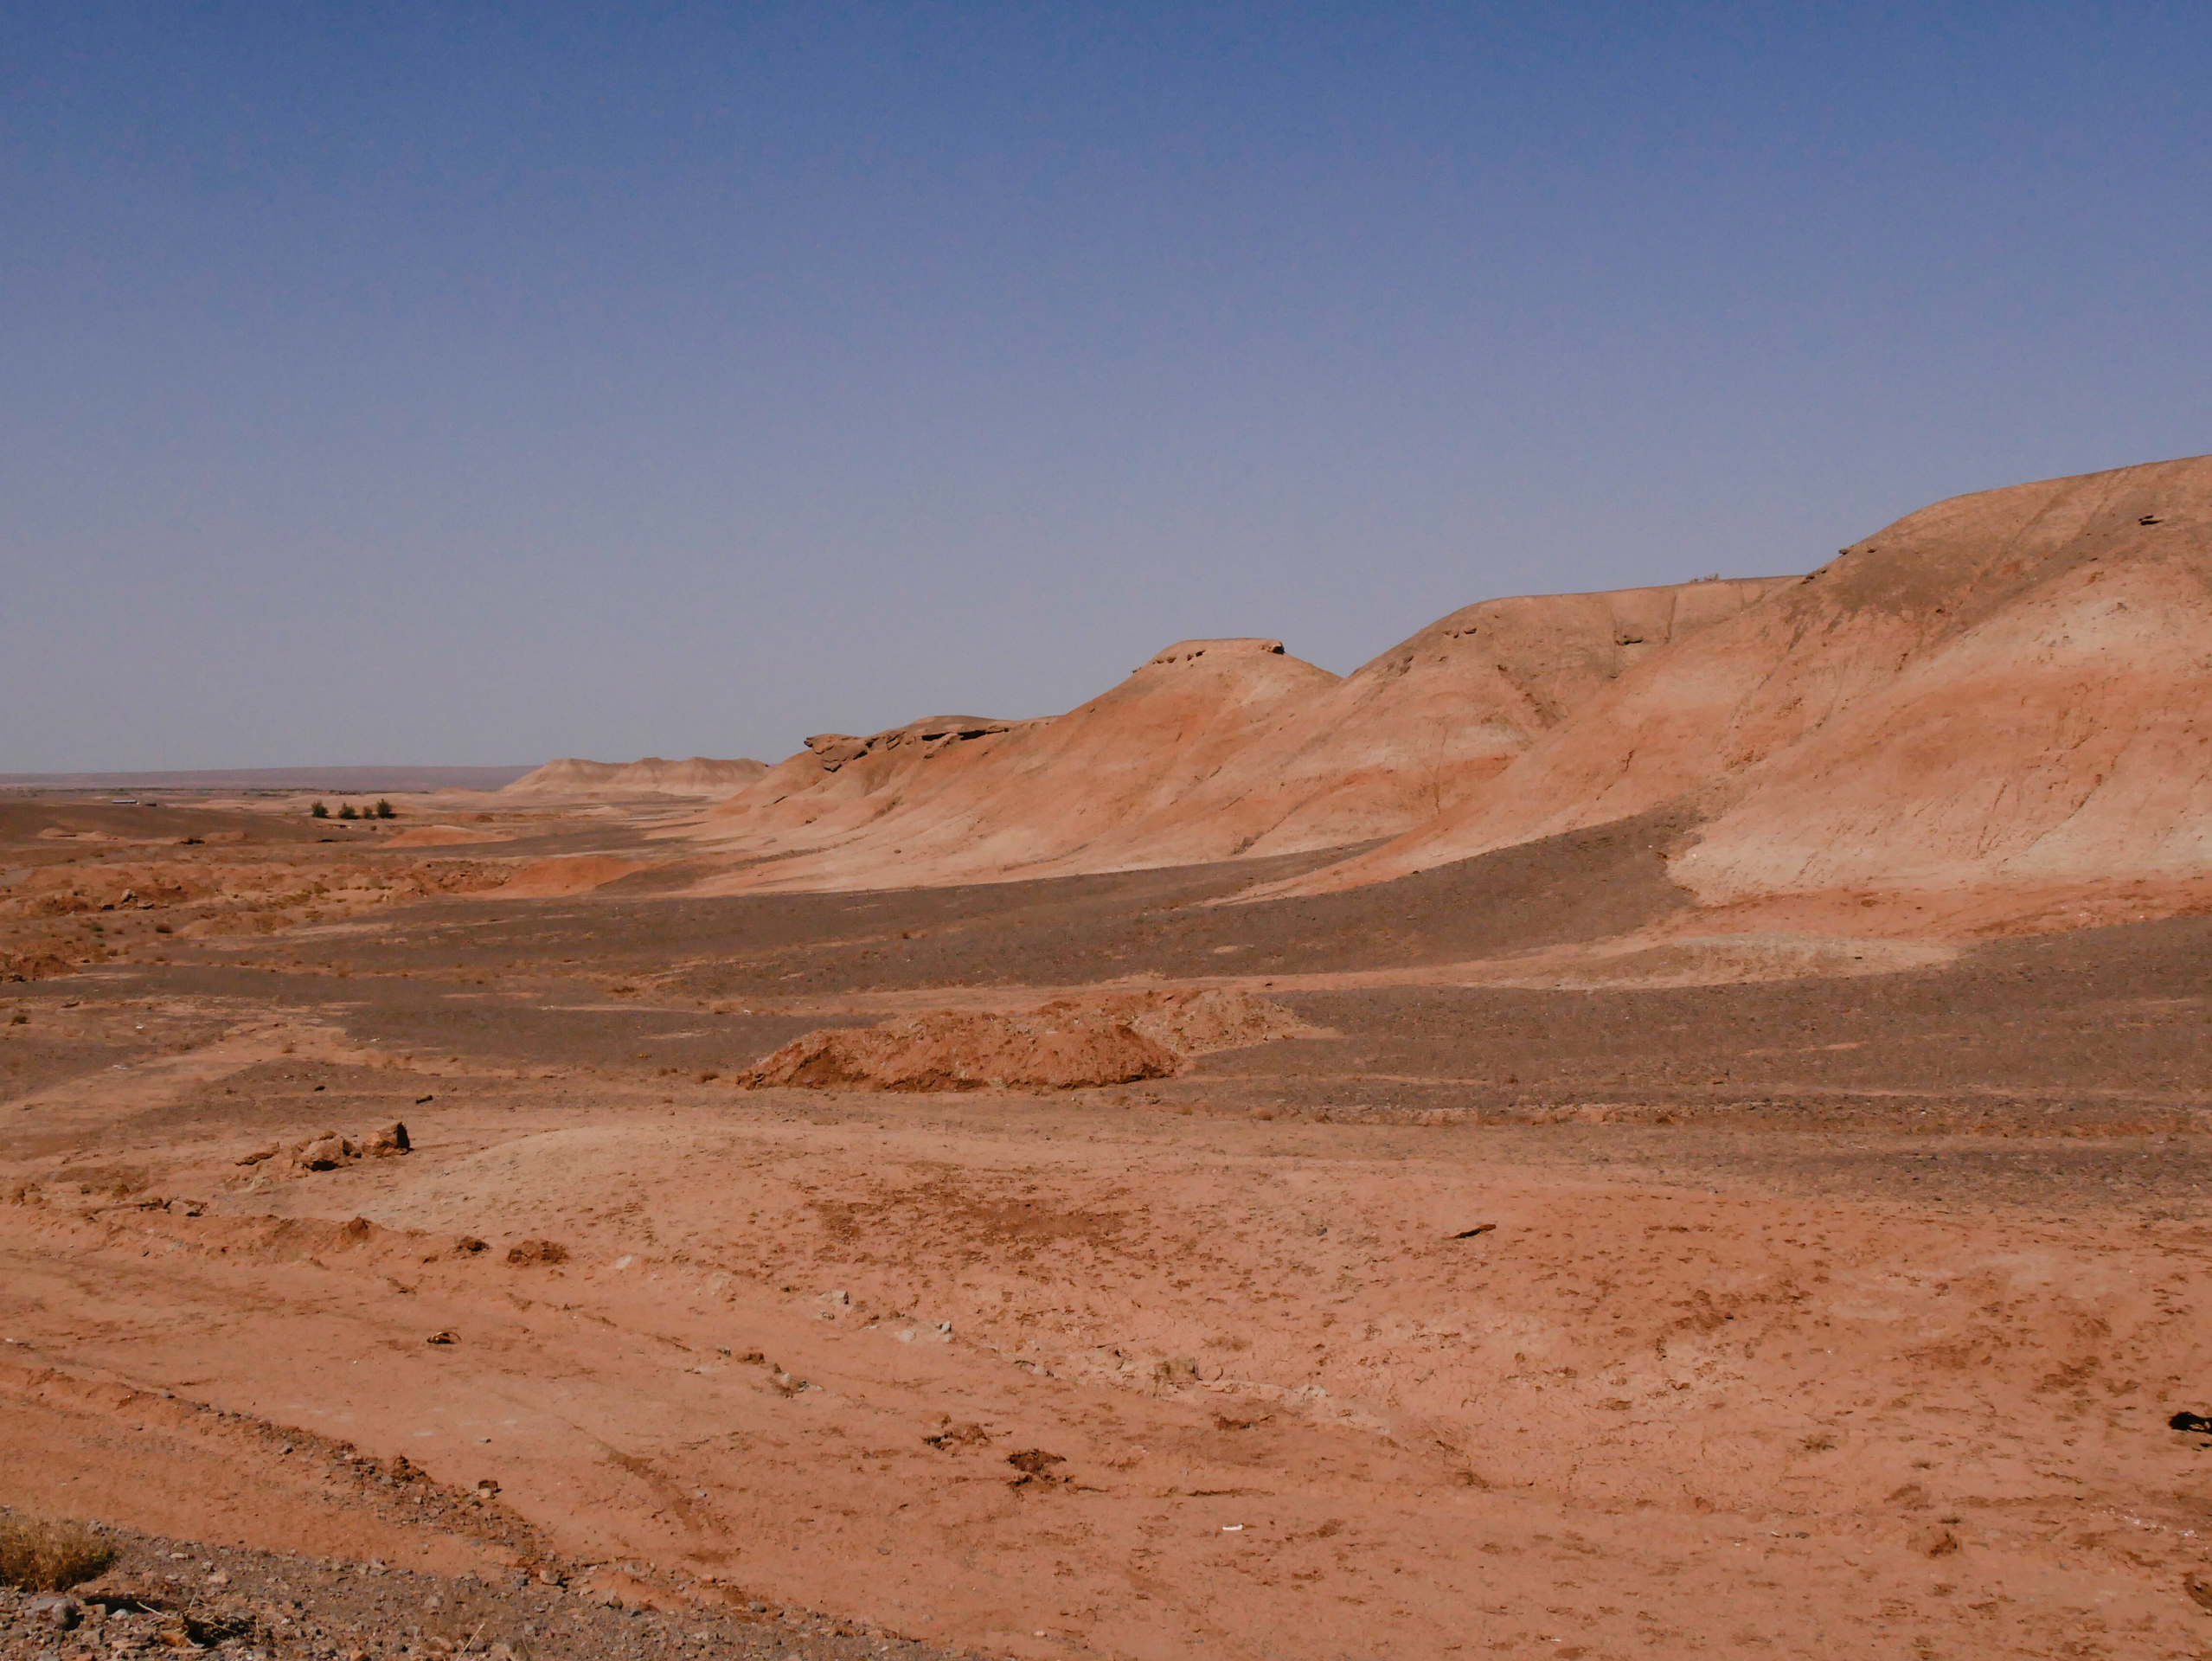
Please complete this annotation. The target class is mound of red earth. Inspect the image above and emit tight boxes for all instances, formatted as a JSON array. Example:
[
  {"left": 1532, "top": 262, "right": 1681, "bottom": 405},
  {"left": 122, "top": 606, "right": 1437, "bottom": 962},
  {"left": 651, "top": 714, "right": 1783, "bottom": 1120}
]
[{"left": 739, "top": 988, "right": 1301, "bottom": 1092}]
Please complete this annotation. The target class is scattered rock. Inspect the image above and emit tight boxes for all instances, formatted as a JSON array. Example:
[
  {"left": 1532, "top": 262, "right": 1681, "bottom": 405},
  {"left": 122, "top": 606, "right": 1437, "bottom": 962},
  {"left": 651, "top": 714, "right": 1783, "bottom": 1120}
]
[
  {"left": 504, "top": 1239, "right": 569, "bottom": 1267},
  {"left": 924, "top": 1422, "right": 991, "bottom": 1450},
  {"left": 242, "top": 1122, "right": 414, "bottom": 1181},
  {"left": 26, "top": 1594, "right": 80, "bottom": 1630},
  {"left": 1908, "top": 1524, "right": 1959, "bottom": 1557},
  {"left": 426, "top": 1331, "right": 458, "bottom": 1346},
  {"left": 361, "top": 1121, "right": 411, "bottom": 1158},
  {"left": 2170, "top": 1410, "right": 2212, "bottom": 1433},
  {"left": 2186, "top": 1573, "right": 2212, "bottom": 1613},
  {"left": 1005, "top": 1448, "right": 1068, "bottom": 1487},
  {"left": 1451, "top": 1223, "right": 1497, "bottom": 1239}
]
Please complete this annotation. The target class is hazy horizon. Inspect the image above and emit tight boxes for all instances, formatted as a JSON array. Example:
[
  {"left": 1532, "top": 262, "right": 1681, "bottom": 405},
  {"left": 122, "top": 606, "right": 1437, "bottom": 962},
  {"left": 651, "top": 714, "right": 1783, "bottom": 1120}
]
[{"left": 9, "top": 3, "right": 2209, "bottom": 772}]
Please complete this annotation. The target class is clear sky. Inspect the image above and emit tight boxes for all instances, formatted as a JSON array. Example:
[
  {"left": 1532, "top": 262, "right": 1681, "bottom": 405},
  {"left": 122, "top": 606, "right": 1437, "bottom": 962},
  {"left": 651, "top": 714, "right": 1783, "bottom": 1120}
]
[{"left": 6, "top": 3, "right": 2208, "bottom": 771}]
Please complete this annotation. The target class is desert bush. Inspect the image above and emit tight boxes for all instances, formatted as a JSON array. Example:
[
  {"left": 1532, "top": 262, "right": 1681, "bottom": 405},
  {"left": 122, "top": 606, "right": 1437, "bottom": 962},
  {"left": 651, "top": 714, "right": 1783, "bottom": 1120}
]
[
  {"left": 337, "top": 804, "right": 358, "bottom": 820},
  {"left": 309, "top": 800, "right": 329, "bottom": 818},
  {"left": 373, "top": 798, "right": 396, "bottom": 818},
  {"left": 0, "top": 1514, "right": 115, "bottom": 1591}
]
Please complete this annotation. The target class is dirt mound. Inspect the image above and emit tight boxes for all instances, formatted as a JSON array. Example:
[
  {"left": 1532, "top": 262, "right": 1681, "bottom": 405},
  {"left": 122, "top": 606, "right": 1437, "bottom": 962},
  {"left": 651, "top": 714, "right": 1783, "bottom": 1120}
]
[
  {"left": 495, "top": 855, "right": 653, "bottom": 896},
  {"left": 503, "top": 756, "right": 766, "bottom": 798},
  {"left": 1265, "top": 453, "right": 2212, "bottom": 927},
  {"left": 738, "top": 988, "right": 1300, "bottom": 1092},
  {"left": 380, "top": 824, "right": 508, "bottom": 848}
]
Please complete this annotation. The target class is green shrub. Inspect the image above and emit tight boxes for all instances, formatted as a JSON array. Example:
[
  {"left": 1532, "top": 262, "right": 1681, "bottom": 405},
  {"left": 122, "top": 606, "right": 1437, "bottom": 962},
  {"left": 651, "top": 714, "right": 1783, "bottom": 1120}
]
[
  {"left": 373, "top": 798, "right": 396, "bottom": 819},
  {"left": 337, "top": 804, "right": 358, "bottom": 820},
  {"left": 309, "top": 800, "right": 329, "bottom": 819}
]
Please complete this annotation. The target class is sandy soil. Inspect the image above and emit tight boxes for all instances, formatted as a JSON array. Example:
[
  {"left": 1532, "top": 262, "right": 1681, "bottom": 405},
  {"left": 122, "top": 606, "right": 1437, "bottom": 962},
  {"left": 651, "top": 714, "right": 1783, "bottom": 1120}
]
[{"left": 6, "top": 795, "right": 2212, "bottom": 1658}]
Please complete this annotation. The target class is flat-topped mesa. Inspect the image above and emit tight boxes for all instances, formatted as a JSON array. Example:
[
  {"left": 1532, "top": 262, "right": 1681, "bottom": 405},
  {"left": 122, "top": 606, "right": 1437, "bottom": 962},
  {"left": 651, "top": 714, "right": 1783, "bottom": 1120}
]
[
  {"left": 1139, "top": 638, "right": 1289, "bottom": 670},
  {"left": 503, "top": 755, "right": 766, "bottom": 798},
  {"left": 803, "top": 715, "right": 1043, "bottom": 773}
]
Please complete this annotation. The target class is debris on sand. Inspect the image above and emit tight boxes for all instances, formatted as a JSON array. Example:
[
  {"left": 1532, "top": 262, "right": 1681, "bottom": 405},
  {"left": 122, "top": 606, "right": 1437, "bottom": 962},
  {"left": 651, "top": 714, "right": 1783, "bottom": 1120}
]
[
  {"left": 924, "top": 1421, "right": 991, "bottom": 1450},
  {"left": 504, "top": 1238, "right": 569, "bottom": 1267},
  {"left": 2170, "top": 1410, "right": 2212, "bottom": 1433},
  {"left": 1005, "top": 1449, "right": 1068, "bottom": 1488},
  {"left": 1451, "top": 1223, "right": 1497, "bottom": 1240},
  {"left": 237, "top": 1122, "right": 411, "bottom": 1178},
  {"left": 737, "top": 988, "right": 1301, "bottom": 1093}
]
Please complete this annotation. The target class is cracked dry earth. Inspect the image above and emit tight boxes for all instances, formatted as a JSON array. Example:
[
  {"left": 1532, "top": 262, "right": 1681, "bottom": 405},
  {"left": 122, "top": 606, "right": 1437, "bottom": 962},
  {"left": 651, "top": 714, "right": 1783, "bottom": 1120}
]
[{"left": 8, "top": 813, "right": 2212, "bottom": 1658}]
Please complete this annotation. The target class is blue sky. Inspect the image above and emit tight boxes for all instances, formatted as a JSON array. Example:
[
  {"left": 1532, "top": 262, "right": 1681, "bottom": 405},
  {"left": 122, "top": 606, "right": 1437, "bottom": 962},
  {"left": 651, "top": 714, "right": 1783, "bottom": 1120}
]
[{"left": 6, "top": 3, "right": 2208, "bottom": 769}]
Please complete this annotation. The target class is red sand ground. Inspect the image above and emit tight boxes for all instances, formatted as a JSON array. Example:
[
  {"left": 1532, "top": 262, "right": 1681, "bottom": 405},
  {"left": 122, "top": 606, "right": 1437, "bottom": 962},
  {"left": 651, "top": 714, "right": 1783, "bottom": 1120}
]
[{"left": 8, "top": 456, "right": 2212, "bottom": 1658}]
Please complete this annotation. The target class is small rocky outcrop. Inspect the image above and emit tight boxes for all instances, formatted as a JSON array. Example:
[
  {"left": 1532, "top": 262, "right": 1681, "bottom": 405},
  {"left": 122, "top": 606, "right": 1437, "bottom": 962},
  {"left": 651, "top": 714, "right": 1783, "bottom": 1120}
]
[{"left": 234, "top": 1122, "right": 410, "bottom": 1177}]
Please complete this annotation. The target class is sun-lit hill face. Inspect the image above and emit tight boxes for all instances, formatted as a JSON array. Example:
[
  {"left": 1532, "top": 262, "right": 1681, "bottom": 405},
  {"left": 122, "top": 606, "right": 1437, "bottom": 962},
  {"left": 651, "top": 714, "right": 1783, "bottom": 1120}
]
[
  {"left": 502, "top": 755, "right": 767, "bottom": 798},
  {"left": 687, "top": 638, "right": 1343, "bottom": 892},
  {"left": 1195, "top": 576, "right": 1797, "bottom": 861},
  {"left": 1261, "top": 453, "right": 2212, "bottom": 924},
  {"left": 682, "top": 585, "right": 1792, "bottom": 892},
  {"left": 634, "top": 453, "right": 2212, "bottom": 934}
]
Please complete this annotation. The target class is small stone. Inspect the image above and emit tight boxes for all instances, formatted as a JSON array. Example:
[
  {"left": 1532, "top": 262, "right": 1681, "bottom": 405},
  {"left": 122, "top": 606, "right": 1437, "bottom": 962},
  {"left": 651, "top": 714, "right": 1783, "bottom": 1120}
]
[
  {"left": 27, "top": 1595, "right": 80, "bottom": 1630},
  {"left": 362, "top": 1121, "right": 412, "bottom": 1158}
]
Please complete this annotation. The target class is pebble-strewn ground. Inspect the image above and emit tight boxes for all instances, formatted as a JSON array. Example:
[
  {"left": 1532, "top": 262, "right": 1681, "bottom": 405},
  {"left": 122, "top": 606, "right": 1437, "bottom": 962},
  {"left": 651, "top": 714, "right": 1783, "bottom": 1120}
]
[{"left": 9, "top": 792, "right": 2212, "bottom": 1659}]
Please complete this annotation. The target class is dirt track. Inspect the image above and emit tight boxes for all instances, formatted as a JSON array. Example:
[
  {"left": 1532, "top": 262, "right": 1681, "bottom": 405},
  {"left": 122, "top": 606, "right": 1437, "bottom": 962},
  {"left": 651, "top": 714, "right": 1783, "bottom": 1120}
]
[{"left": 7, "top": 795, "right": 2212, "bottom": 1658}]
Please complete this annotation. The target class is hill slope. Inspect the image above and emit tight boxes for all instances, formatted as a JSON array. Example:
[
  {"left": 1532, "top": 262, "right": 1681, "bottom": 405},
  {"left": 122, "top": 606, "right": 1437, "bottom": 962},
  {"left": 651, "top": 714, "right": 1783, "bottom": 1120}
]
[
  {"left": 689, "top": 578, "right": 1789, "bottom": 891},
  {"left": 1265, "top": 453, "right": 2212, "bottom": 920}
]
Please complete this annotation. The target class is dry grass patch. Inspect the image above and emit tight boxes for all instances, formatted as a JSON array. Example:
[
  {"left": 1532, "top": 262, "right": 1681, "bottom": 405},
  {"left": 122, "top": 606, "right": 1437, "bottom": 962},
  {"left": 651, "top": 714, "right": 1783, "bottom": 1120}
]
[{"left": 0, "top": 1513, "right": 116, "bottom": 1591}]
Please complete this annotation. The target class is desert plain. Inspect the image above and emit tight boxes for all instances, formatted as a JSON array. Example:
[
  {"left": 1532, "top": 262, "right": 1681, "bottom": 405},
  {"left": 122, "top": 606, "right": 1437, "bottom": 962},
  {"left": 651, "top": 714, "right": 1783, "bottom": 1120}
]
[{"left": 6, "top": 455, "right": 2212, "bottom": 1660}]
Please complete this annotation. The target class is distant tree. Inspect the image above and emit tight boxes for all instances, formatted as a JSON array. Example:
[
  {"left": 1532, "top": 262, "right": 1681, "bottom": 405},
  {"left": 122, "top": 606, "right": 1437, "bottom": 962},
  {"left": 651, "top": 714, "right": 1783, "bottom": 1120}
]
[
  {"left": 337, "top": 804, "right": 358, "bottom": 820},
  {"left": 373, "top": 798, "right": 396, "bottom": 819},
  {"left": 309, "top": 800, "right": 329, "bottom": 819}
]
